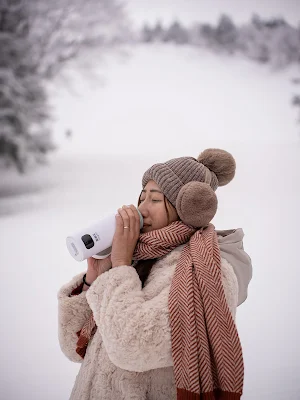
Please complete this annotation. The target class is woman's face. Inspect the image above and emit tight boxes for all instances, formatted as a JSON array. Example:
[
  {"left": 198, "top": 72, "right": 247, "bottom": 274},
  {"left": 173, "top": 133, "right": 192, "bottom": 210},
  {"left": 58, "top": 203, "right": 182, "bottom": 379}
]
[{"left": 138, "top": 180, "right": 178, "bottom": 233}]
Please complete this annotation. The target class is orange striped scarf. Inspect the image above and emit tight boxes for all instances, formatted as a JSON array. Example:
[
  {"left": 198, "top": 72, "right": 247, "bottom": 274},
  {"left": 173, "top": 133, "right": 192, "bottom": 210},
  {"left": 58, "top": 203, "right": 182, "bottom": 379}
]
[{"left": 76, "top": 221, "right": 244, "bottom": 399}]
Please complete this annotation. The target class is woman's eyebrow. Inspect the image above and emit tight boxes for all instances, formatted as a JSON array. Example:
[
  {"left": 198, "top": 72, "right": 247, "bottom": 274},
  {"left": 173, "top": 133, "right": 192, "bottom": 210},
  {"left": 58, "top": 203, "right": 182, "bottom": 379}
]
[{"left": 141, "top": 189, "right": 163, "bottom": 193}]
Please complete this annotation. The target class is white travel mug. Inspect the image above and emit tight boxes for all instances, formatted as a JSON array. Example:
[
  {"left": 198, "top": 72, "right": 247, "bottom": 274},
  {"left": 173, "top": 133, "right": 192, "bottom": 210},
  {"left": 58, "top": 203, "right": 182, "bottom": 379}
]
[{"left": 66, "top": 209, "right": 143, "bottom": 262}]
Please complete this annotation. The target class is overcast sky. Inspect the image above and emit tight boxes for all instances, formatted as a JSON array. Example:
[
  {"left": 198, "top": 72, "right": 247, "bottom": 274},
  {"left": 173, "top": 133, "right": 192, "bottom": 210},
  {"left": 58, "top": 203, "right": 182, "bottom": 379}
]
[{"left": 125, "top": 0, "right": 300, "bottom": 27}]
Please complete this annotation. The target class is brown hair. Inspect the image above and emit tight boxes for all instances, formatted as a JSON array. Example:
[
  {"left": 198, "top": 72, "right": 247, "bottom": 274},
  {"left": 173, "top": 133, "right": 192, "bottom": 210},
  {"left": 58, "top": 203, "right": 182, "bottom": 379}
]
[{"left": 134, "top": 193, "right": 177, "bottom": 288}]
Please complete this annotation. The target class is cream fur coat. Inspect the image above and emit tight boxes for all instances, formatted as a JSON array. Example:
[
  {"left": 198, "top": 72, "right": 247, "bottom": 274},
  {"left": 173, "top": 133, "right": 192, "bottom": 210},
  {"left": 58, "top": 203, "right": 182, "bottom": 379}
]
[{"left": 57, "top": 243, "right": 243, "bottom": 400}]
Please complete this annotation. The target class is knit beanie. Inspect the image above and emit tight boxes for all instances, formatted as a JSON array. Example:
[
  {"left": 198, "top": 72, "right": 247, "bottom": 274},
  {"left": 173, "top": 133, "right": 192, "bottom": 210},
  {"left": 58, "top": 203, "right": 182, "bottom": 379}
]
[{"left": 142, "top": 148, "right": 236, "bottom": 228}]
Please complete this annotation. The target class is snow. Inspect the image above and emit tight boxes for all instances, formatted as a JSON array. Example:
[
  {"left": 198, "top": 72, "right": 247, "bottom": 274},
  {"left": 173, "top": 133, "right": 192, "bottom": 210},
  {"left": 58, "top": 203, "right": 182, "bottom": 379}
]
[
  {"left": 0, "top": 44, "right": 300, "bottom": 399},
  {"left": 126, "top": 0, "right": 300, "bottom": 28}
]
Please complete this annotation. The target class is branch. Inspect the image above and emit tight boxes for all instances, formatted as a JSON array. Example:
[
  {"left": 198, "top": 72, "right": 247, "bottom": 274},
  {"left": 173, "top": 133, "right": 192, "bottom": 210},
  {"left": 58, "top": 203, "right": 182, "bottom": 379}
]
[{"left": 33, "top": 5, "right": 71, "bottom": 72}]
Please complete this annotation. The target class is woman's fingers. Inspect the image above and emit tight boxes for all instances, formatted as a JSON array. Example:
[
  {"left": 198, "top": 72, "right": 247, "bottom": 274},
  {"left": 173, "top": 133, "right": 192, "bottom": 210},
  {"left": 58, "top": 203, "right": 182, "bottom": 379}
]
[
  {"left": 128, "top": 205, "right": 141, "bottom": 234},
  {"left": 117, "top": 207, "right": 130, "bottom": 231},
  {"left": 115, "top": 210, "right": 125, "bottom": 233},
  {"left": 117, "top": 205, "right": 140, "bottom": 236},
  {"left": 112, "top": 205, "right": 141, "bottom": 268}
]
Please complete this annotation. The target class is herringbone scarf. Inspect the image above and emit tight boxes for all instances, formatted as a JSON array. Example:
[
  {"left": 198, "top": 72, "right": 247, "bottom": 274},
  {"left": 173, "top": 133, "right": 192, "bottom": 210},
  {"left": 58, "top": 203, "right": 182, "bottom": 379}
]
[{"left": 75, "top": 221, "right": 244, "bottom": 399}]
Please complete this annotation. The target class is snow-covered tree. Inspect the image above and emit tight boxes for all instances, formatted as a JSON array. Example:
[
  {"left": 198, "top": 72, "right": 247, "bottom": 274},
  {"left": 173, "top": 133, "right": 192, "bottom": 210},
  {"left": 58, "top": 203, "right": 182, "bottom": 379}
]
[
  {"left": 152, "top": 20, "right": 165, "bottom": 41},
  {"left": 139, "top": 14, "right": 300, "bottom": 70},
  {"left": 189, "top": 23, "right": 203, "bottom": 46},
  {"left": 141, "top": 23, "right": 155, "bottom": 42},
  {"left": 0, "top": 0, "right": 129, "bottom": 173},
  {"left": 163, "top": 21, "right": 189, "bottom": 44},
  {"left": 215, "top": 14, "right": 238, "bottom": 53},
  {"left": 28, "top": 0, "right": 129, "bottom": 80},
  {"left": 238, "top": 15, "right": 300, "bottom": 67},
  {"left": 0, "top": 0, "right": 55, "bottom": 173},
  {"left": 197, "top": 23, "right": 217, "bottom": 49},
  {"left": 266, "top": 21, "right": 300, "bottom": 68},
  {"left": 238, "top": 15, "right": 272, "bottom": 63}
]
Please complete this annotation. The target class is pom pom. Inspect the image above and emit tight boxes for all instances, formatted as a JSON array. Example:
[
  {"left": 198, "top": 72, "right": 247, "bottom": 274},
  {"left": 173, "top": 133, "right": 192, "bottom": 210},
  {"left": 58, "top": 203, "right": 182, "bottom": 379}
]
[
  {"left": 176, "top": 182, "right": 218, "bottom": 228},
  {"left": 197, "top": 148, "right": 236, "bottom": 186}
]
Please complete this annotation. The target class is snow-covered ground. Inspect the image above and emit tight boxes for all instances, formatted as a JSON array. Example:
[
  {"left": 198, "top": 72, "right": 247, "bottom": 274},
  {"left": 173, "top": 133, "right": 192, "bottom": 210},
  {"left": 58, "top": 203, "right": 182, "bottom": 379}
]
[{"left": 0, "top": 44, "right": 300, "bottom": 400}]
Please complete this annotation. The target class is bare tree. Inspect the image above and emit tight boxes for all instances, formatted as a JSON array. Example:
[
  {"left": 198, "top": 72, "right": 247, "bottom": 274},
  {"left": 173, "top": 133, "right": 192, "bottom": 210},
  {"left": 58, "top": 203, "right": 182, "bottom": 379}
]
[
  {"left": 0, "top": 0, "right": 55, "bottom": 173},
  {"left": 0, "top": 0, "right": 129, "bottom": 173},
  {"left": 28, "top": 0, "right": 129, "bottom": 79}
]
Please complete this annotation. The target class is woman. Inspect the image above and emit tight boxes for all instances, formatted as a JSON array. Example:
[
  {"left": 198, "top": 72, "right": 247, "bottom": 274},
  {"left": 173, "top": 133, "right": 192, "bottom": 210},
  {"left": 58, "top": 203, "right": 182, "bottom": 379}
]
[{"left": 57, "top": 148, "right": 252, "bottom": 400}]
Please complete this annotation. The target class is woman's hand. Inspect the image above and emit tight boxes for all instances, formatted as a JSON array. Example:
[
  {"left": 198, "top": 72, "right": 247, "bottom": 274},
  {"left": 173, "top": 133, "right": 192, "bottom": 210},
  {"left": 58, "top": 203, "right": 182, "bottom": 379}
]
[
  {"left": 111, "top": 205, "right": 140, "bottom": 268},
  {"left": 87, "top": 255, "right": 112, "bottom": 277},
  {"left": 82, "top": 256, "right": 112, "bottom": 290}
]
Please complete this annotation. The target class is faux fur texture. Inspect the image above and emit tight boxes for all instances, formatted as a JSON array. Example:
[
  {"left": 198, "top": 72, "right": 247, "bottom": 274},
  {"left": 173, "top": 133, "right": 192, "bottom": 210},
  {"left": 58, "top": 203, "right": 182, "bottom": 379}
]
[
  {"left": 57, "top": 245, "right": 239, "bottom": 400},
  {"left": 176, "top": 181, "right": 218, "bottom": 227},
  {"left": 197, "top": 148, "right": 236, "bottom": 186}
]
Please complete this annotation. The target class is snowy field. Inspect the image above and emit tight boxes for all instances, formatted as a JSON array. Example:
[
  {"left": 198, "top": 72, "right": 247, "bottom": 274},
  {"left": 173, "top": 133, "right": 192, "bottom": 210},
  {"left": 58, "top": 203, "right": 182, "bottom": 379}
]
[{"left": 0, "top": 44, "right": 300, "bottom": 400}]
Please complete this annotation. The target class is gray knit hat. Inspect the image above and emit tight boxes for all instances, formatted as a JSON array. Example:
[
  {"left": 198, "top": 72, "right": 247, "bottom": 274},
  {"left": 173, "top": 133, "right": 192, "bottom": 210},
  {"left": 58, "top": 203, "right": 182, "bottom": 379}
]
[{"left": 142, "top": 148, "right": 236, "bottom": 228}]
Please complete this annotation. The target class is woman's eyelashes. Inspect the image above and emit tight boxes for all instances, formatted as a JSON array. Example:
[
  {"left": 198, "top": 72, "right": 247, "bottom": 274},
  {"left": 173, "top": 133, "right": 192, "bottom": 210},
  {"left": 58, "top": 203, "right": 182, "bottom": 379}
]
[{"left": 140, "top": 198, "right": 162, "bottom": 203}]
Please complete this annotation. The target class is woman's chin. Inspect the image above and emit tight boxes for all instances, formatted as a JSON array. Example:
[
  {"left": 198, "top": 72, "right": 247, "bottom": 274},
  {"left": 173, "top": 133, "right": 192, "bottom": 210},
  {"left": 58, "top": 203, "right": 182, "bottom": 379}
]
[{"left": 141, "top": 226, "right": 153, "bottom": 233}]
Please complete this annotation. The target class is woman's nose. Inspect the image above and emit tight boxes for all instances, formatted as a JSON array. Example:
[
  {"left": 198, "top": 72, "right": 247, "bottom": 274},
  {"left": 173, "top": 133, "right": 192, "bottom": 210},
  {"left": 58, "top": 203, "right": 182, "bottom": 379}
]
[{"left": 138, "top": 202, "right": 149, "bottom": 218}]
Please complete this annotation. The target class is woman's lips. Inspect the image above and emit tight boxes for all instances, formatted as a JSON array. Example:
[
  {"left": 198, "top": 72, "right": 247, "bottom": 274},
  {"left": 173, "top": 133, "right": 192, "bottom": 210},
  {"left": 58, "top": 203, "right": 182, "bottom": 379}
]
[{"left": 142, "top": 224, "right": 151, "bottom": 231}]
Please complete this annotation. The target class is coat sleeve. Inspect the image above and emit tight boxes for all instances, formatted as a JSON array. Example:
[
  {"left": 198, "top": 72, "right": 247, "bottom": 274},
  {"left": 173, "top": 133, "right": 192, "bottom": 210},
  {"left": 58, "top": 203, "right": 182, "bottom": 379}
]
[
  {"left": 85, "top": 258, "right": 239, "bottom": 373},
  {"left": 86, "top": 265, "right": 173, "bottom": 372},
  {"left": 57, "top": 271, "right": 93, "bottom": 363},
  {"left": 220, "top": 258, "right": 239, "bottom": 321}
]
